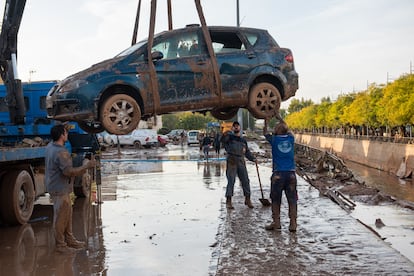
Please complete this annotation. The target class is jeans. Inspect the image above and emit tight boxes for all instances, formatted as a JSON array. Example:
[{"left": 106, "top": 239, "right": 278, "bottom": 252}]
[
  {"left": 270, "top": 171, "right": 298, "bottom": 205},
  {"left": 225, "top": 155, "right": 251, "bottom": 197}
]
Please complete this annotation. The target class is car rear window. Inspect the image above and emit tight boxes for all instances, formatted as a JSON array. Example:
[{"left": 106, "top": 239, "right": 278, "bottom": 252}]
[{"left": 210, "top": 31, "right": 246, "bottom": 53}]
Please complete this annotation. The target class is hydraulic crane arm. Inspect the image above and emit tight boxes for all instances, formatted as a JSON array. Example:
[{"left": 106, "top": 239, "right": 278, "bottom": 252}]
[{"left": 0, "top": 0, "right": 27, "bottom": 124}]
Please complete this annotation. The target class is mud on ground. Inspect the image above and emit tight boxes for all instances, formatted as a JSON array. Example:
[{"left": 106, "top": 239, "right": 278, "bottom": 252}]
[{"left": 253, "top": 139, "right": 414, "bottom": 211}]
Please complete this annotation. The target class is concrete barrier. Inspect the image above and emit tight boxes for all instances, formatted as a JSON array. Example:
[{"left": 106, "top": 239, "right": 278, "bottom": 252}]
[{"left": 295, "top": 134, "right": 414, "bottom": 177}]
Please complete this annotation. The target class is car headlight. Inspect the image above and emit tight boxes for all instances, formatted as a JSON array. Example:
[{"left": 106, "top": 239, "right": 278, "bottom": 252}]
[{"left": 59, "top": 79, "right": 89, "bottom": 93}]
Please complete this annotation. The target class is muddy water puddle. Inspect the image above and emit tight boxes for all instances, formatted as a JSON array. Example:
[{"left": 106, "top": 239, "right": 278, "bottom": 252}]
[
  {"left": 0, "top": 156, "right": 226, "bottom": 275},
  {"left": 99, "top": 160, "right": 225, "bottom": 275},
  {"left": 347, "top": 160, "right": 414, "bottom": 202}
]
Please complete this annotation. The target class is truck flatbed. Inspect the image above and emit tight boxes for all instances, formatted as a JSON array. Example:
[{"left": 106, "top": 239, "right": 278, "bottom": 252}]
[{"left": 0, "top": 146, "right": 46, "bottom": 162}]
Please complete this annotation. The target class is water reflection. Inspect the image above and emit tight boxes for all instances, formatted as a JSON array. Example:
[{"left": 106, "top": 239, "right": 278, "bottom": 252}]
[
  {"left": 0, "top": 198, "right": 105, "bottom": 276},
  {"left": 347, "top": 161, "right": 414, "bottom": 202},
  {"left": 198, "top": 160, "right": 226, "bottom": 187},
  {"left": 102, "top": 159, "right": 163, "bottom": 175}
]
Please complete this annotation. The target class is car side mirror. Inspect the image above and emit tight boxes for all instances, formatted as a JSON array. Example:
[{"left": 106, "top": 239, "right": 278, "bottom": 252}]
[{"left": 151, "top": 51, "right": 163, "bottom": 61}]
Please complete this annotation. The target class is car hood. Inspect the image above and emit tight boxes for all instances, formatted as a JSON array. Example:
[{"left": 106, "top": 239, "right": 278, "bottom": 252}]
[{"left": 59, "top": 56, "right": 124, "bottom": 86}]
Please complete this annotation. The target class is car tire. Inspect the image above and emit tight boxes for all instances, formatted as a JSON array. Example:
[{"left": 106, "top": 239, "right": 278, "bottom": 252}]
[
  {"left": 78, "top": 121, "right": 105, "bottom": 133},
  {"left": 100, "top": 94, "right": 141, "bottom": 135},
  {"left": 133, "top": 141, "right": 142, "bottom": 149},
  {"left": 248, "top": 82, "right": 281, "bottom": 118},
  {"left": 211, "top": 107, "right": 239, "bottom": 120}
]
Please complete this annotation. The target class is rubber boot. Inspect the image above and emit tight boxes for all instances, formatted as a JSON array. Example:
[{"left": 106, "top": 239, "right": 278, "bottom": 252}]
[
  {"left": 226, "top": 197, "right": 234, "bottom": 209},
  {"left": 289, "top": 204, "right": 297, "bottom": 232},
  {"left": 244, "top": 196, "right": 254, "bottom": 208},
  {"left": 265, "top": 204, "right": 281, "bottom": 230}
]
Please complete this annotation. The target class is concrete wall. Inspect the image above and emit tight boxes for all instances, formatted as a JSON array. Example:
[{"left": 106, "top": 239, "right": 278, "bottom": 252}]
[{"left": 295, "top": 134, "right": 414, "bottom": 177}]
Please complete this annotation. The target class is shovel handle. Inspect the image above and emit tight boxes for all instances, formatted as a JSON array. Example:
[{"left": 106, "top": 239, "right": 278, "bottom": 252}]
[{"left": 255, "top": 162, "right": 265, "bottom": 198}]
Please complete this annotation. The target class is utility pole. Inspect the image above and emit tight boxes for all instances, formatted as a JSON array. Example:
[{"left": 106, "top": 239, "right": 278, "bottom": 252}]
[{"left": 236, "top": 0, "right": 243, "bottom": 130}]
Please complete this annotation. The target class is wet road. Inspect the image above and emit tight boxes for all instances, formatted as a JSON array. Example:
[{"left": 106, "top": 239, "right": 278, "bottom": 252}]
[{"left": 0, "top": 144, "right": 413, "bottom": 275}]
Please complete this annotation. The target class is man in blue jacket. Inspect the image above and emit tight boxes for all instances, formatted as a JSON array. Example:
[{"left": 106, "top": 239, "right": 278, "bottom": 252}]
[
  {"left": 221, "top": 121, "right": 256, "bottom": 209},
  {"left": 263, "top": 115, "right": 297, "bottom": 231}
]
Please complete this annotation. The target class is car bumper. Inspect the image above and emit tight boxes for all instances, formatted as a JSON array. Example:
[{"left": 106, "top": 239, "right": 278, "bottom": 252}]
[{"left": 283, "top": 71, "right": 299, "bottom": 99}]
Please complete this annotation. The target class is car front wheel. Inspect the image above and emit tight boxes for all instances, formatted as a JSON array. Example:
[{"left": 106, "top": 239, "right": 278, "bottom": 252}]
[
  {"left": 101, "top": 94, "right": 141, "bottom": 135},
  {"left": 248, "top": 83, "right": 281, "bottom": 119}
]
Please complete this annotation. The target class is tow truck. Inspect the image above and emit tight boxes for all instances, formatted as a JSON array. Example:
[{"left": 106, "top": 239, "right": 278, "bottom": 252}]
[{"left": 0, "top": 0, "right": 100, "bottom": 225}]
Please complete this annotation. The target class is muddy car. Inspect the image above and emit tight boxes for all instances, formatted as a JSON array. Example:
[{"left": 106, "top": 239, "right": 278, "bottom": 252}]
[{"left": 46, "top": 25, "right": 298, "bottom": 135}]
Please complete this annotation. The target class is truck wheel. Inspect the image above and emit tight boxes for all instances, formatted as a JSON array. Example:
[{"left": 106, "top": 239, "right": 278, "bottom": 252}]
[
  {"left": 248, "top": 82, "right": 281, "bottom": 118},
  {"left": 0, "top": 170, "right": 34, "bottom": 225},
  {"left": 74, "top": 168, "right": 92, "bottom": 198},
  {"left": 100, "top": 94, "right": 141, "bottom": 135}
]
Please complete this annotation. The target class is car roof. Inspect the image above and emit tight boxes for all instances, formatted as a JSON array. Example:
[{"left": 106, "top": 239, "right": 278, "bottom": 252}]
[{"left": 156, "top": 25, "right": 266, "bottom": 38}]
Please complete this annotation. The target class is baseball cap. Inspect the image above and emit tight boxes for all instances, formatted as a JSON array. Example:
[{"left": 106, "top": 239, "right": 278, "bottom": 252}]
[{"left": 232, "top": 121, "right": 240, "bottom": 126}]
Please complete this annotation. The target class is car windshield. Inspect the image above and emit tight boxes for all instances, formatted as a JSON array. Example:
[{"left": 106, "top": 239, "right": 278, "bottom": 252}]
[{"left": 115, "top": 40, "right": 147, "bottom": 57}]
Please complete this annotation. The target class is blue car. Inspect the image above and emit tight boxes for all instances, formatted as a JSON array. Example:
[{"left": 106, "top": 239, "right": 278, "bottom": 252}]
[{"left": 46, "top": 25, "right": 298, "bottom": 135}]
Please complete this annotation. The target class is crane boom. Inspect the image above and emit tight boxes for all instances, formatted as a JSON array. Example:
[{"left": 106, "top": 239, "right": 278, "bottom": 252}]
[{"left": 0, "top": 0, "right": 27, "bottom": 124}]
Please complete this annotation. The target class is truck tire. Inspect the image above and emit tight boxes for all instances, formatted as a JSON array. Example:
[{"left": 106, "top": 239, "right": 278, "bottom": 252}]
[
  {"left": 74, "top": 166, "right": 92, "bottom": 198},
  {"left": 0, "top": 170, "right": 35, "bottom": 225}
]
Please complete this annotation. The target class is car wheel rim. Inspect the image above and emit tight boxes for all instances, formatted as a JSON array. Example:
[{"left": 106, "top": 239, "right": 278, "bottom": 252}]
[
  {"left": 249, "top": 83, "right": 281, "bottom": 118},
  {"left": 101, "top": 94, "right": 141, "bottom": 135}
]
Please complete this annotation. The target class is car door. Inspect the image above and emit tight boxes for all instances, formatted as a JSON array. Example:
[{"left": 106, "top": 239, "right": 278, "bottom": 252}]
[
  {"left": 210, "top": 29, "right": 257, "bottom": 105},
  {"left": 151, "top": 29, "right": 218, "bottom": 113}
]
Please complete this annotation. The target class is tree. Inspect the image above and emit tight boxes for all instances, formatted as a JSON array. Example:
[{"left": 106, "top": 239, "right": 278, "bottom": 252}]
[
  {"left": 287, "top": 97, "right": 314, "bottom": 114},
  {"left": 378, "top": 74, "right": 414, "bottom": 127}
]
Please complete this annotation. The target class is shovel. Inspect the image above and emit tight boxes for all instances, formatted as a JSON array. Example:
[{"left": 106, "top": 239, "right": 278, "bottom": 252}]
[{"left": 255, "top": 162, "right": 271, "bottom": 206}]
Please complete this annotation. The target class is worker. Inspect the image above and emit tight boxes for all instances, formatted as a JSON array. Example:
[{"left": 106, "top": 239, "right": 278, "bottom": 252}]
[
  {"left": 221, "top": 121, "right": 256, "bottom": 209},
  {"left": 202, "top": 134, "right": 212, "bottom": 161},
  {"left": 263, "top": 115, "right": 297, "bottom": 232},
  {"left": 45, "top": 124, "right": 96, "bottom": 253}
]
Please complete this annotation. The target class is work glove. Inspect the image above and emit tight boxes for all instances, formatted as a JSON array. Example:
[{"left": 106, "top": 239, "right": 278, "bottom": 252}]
[{"left": 83, "top": 158, "right": 96, "bottom": 169}]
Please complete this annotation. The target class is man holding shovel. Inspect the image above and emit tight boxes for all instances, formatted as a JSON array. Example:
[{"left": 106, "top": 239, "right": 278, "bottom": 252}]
[
  {"left": 221, "top": 121, "right": 256, "bottom": 209},
  {"left": 263, "top": 115, "right": 298, "bottom": 232}
]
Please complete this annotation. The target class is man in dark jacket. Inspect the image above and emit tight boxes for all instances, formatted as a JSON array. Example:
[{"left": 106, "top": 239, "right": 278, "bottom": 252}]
[{"left": 221, "top": 121, "right": 256, "bottom": 209}]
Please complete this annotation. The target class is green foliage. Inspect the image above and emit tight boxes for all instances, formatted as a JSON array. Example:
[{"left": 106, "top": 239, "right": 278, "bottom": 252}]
[
  {"left": 287, "top": 98, "right": 314, "bottom": 114},
  {"left": 161, "top": 112, "right": 216, "bottom": 130},
  {"left": 378, "top": 74, "right": 414, "bottom": 126},
  {"left": 285, "top": 74, "right": 414, "bottom": 132}
]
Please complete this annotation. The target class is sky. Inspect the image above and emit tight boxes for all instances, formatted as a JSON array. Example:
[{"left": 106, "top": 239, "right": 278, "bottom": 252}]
[{"left": 2, "top": 0, "right": 414, "bottom": 108}]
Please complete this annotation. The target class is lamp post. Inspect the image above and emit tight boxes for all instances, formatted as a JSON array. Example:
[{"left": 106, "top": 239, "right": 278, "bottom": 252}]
[{"left": 236, "top": 0, "right": 243, "bottom": 129}]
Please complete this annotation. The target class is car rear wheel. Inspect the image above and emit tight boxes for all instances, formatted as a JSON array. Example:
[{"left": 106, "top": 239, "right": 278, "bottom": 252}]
[
  {"left": 248, "top": 83, "right": 281, "bottom": 119},
  {"left": 211, "top": 107, "right": 239, "bottom": 120},
  {"left": 100, "top": 94, "right": 141, "bottom": 135},
  {"left": 78, "top": 121, "right": 105, "bottom": 134}
]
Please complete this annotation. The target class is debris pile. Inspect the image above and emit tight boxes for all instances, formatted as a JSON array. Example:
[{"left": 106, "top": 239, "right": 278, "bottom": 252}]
[{"left": 293, "top": 144, "right": 414, "bottom": 210}]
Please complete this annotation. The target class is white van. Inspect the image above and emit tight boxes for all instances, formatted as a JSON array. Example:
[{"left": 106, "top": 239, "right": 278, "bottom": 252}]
[{"left": 187, "top": 130, "right": 200, "bottom": 146}]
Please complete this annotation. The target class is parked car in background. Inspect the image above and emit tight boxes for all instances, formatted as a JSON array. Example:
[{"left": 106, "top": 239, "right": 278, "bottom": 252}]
[
  {"left": 167, "top": 129, "right": 186, "bottom": 141},
  {"left": 46, "top": 25, "right": 298, "bottom": 135},
  {"left": 106, "top": 129, "right": 158, "bottom": 149},
  {"left": 158, "top": 134, "right": 169, "bottom": 147},
  {"left": 187, "top": 130, "right": 200, "bottom": 146}
]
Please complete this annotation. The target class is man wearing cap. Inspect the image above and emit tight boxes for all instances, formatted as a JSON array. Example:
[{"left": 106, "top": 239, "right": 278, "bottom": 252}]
[{"left": 221, "top": 121, "right": 257, "bottom": 209}]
